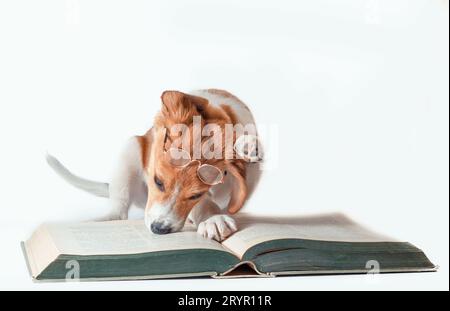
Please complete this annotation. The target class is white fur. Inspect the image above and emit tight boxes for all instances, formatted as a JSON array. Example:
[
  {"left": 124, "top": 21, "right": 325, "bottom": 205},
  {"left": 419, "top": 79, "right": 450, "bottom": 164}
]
[
  {"left": 190, "top": 90, "right": 256, "bottom": 130},
  {"left": 47, "top": 89, "right": 261, "bottom": 241},
  {"left": 144, "top": 185, "right": 185, "bottom": 231},
  {"left": 188, "top": 193, "right": 238, "bottom": 241},
  {"left": 197, "top": 215, "right": 237, "bottom": 241},
  {"left": 98, "top": 137, "right": 147, "bottom": 221},
  {"left": 46, "top": 153, "right": 109, "bottom": 197}
]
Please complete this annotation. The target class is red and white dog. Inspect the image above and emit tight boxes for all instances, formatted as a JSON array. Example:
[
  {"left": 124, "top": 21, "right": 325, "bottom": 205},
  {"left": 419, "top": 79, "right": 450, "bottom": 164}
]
[{"left": 47, "top": 89, "right": 262, "bottom": 241}]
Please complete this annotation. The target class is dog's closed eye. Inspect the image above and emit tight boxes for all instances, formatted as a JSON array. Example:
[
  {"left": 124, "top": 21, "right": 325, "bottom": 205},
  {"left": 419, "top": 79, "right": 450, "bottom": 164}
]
[
  {"left": 154, "top": 176, "right": 165, "bottom": 192},
  {"left": 188, "top": 193, "right": 204, "bottom": 200}
]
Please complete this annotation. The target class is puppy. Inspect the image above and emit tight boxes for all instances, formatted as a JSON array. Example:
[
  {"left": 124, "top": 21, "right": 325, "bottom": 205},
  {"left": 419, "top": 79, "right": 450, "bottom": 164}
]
[{"left": 47, "top": 89, "right": 262, "bottom": 241}]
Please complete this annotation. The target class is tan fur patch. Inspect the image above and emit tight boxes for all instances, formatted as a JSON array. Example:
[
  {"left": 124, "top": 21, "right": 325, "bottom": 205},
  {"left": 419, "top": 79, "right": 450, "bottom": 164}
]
[
  {"left": 208, "top": 88, "right": 250, "bottom": 111},
  {"left": 145, "top": 89, "right": 251, "bottom": 222},
  {"left": 136, "top": 128, "right": 153, "bottom": 170},
  {"left": 220, "top": 104, "right": 239, "bottom": 126}
]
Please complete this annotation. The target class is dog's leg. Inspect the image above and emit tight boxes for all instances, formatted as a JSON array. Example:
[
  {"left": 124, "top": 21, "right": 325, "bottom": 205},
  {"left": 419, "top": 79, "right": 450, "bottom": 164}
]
[
  {"left": 189, "top": 195, "right": 238, "bottom": 241},
  {"left": 97, "top": 137, "right": 144, "bottom": 221}
]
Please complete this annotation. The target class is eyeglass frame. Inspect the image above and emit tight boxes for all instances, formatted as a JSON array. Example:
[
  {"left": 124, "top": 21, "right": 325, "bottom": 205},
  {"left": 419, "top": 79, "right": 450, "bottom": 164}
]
[{"left": 162, "top": 128, "right": 225, "bottom": 186}]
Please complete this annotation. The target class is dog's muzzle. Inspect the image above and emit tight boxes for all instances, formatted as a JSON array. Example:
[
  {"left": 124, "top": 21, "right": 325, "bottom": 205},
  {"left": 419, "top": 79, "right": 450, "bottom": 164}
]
[{"left": 150, "top": 221, "right": 172, "bottom": 235}]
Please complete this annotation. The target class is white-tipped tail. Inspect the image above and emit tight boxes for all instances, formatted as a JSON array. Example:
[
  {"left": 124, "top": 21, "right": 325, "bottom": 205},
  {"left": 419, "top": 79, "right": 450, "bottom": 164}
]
[{"left": 46, "top": 153, "right": 109, "bottom": 198}]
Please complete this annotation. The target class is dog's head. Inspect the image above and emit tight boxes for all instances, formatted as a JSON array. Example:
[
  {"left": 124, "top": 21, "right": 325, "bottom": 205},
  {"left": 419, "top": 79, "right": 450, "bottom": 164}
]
[{"left": 144, "top": 91, "right": 248, "bottom": 234}]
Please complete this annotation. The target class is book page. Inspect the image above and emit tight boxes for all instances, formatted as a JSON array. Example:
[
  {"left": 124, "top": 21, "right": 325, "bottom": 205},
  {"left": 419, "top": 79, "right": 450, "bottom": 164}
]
[
  {"left": 222, "top": 213, "right": 397, "bottom": 259},
  {"left": 24, "top": 225, "right": 61, "bottom": 277},
  {"left": 44, "top": 220, "right": 227, "bottom": 256}
]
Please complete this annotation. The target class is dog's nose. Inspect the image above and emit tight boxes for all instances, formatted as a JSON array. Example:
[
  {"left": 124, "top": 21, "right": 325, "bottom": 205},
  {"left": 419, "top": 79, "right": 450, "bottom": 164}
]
[{"left": 150, "top": 222, "right": 172, "bottom": 235}]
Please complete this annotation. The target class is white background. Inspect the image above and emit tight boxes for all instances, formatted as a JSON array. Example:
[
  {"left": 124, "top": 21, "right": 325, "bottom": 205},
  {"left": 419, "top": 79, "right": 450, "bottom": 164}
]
[{"left": 0, "top": 0, "right": 448, "bottom": 290}]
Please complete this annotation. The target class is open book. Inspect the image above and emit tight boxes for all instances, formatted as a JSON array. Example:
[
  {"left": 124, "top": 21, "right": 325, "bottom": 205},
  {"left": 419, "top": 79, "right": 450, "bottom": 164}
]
[{"left": 22, "top": 213, "right": 436, "bottom": 281}]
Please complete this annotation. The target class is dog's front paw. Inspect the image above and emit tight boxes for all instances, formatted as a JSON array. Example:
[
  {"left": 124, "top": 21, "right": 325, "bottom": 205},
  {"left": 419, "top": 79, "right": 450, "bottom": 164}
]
[{"left": 197, "top": 215, "right": 238, "bottom": 242}]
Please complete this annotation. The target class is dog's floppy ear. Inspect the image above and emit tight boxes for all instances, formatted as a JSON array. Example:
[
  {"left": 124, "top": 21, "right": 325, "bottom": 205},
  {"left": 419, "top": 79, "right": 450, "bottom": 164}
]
[
  {"left": 161, "top": 91, "right": 209, "bottom": 121},
  {"left": 226, "top": 161, "right": 248, "bottom": 214}
]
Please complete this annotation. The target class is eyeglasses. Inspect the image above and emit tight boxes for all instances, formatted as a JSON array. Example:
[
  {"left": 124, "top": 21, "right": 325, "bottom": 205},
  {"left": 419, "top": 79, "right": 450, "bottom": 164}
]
[{"left": 162, "top": 129, "right": 224, "bottom": 186}]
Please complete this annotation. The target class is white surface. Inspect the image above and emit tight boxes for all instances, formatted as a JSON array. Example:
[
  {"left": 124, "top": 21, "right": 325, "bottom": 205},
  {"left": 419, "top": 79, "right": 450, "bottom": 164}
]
[{"left": 0, "top": 0, "right": 448, "bottom": 290}]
